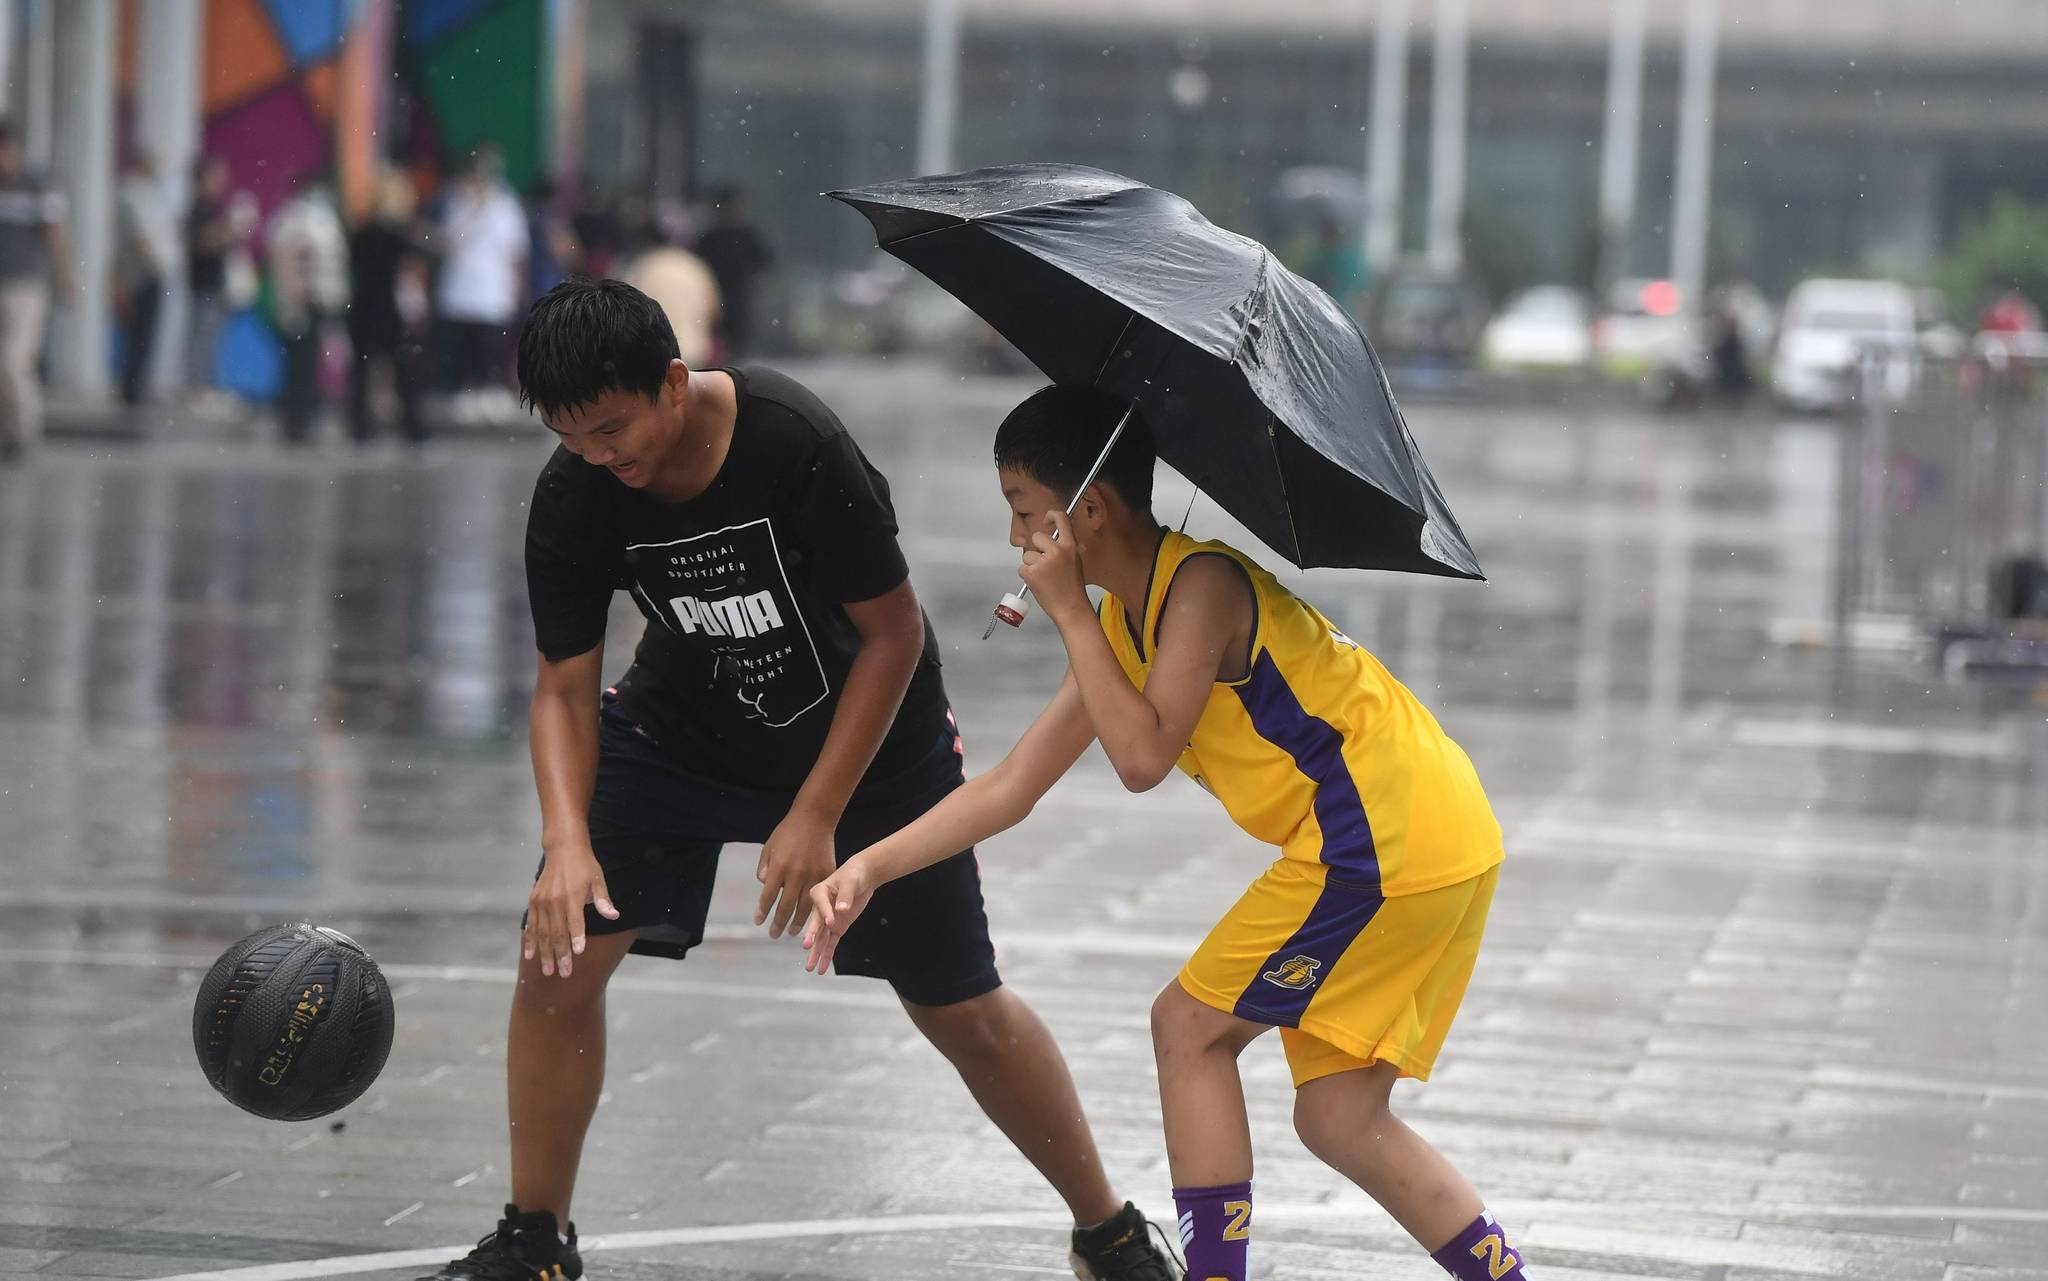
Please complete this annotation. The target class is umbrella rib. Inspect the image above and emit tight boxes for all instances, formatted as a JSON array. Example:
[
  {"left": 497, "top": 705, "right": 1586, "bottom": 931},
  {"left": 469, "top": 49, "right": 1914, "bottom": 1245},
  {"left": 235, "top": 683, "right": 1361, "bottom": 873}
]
[
  {"left": 1259, "top": 416, "right": 1308, "bottom": 566},
  {"left": 865, "top": 187, "right": 1144, "bottom": 247},
  {"left": 882, "top": 219, "right": 976, "bottom": 247},
  {"left": 1092, "top": 314, "right": 1138, "bottom": 385}
]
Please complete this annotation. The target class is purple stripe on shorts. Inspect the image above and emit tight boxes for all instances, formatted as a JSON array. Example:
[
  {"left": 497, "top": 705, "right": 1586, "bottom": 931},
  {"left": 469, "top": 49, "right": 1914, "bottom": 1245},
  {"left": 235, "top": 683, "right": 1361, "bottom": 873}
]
[{"left": 1231, "top": 879, "right": 1384, "bottom": 1026}]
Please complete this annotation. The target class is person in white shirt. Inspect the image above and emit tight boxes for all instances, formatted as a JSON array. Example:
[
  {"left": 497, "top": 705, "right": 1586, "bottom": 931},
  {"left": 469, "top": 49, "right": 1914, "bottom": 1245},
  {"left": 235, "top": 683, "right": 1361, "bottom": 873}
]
[
  {"left": 435, "top": 146, "right": 527, "bottom": 412},
  {"left": 116, "top": 152, "right": 178, "bottom": 406},
  {"left": 267, "top": 176, "right": 349, "bottom": 444}
]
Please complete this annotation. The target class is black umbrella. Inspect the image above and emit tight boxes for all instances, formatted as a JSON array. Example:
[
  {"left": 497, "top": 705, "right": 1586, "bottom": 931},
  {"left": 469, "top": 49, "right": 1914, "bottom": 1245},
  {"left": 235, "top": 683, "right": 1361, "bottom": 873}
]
[{"left": 827, "top": 162, "right": 1483, "bottom": 584}]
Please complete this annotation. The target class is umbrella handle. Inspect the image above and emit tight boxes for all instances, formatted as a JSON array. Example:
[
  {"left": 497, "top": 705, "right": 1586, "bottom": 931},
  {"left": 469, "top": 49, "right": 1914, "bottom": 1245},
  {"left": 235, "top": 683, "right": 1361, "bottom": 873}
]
[{"left": 982, "top": 590, "right": 1030, "bottom": 639}]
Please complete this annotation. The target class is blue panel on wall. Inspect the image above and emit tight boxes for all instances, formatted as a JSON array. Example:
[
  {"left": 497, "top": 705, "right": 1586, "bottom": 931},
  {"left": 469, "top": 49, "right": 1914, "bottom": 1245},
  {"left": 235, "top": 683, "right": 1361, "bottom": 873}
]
[{"left": 262, "top": 0, "right": 353, "bottom": 66}]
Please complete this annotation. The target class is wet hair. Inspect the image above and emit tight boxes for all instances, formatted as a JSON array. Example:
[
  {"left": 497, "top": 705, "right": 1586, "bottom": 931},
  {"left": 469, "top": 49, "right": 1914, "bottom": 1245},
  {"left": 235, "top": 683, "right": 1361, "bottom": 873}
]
[
  {"left": 516, "top": 277, "right": 680, "bottom": 420},
  {"left": 993, "top": 385, "right": 1156, "bottom": 515}
]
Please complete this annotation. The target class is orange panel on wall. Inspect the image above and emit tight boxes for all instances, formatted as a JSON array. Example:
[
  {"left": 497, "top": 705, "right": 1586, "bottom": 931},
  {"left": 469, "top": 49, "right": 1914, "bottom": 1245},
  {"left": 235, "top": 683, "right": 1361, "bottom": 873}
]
[
  {"left": 203, "top": 0, "right": 292, "bottom": 116},
  {"left": 301, "top": 60, "right": 337, "bottom": 124}
]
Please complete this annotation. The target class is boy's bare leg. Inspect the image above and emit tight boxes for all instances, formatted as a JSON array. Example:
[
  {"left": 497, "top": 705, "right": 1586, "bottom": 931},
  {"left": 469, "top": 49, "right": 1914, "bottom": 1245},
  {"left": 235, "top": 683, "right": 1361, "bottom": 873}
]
[
  {"left": 1148, "top": 981, "right": 1270, "bottom": 1186},
  {"left": 901, "top": 986, "right": 1122, "bottom": 1225},
  {"left": 506, "top": 930, "right": 639, "bottom": 1226},
  {"left": 1292, "top": 1059, "right": 1484, "bottom": 1251}
]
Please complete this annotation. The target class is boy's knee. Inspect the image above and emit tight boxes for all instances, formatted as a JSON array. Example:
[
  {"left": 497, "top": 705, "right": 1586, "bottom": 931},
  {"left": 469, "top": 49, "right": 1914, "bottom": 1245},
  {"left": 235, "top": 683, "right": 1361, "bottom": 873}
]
[
  {"left": 1150, "top": 981, "right": 1239, "bottom": 1057},
  {"left": 1292, "top": 1092, "right": 1346, "bottom": 1161},
  {"left": 906, "top": 987, "right": 1013, "bottom": 1061},
  {"left": 1291, "top": 1069, "right": 1392, "bottom": 1161}
]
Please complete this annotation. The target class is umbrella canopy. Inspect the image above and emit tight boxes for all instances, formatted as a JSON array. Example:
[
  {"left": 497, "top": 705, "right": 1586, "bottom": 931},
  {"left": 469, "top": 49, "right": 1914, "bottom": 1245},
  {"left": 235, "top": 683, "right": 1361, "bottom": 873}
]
[{"left": 828, "top": 162, "right": 1482, "bottom": 579}]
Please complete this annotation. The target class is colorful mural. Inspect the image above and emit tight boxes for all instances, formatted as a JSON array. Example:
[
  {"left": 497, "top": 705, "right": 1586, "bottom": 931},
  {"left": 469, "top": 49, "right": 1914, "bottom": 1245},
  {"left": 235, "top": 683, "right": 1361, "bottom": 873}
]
[
  {"left": 405, "top": 0, "right": 549, "bottom": 192},
  {"left": 178, "top": 0, "right": 552, "bottom": 400}
]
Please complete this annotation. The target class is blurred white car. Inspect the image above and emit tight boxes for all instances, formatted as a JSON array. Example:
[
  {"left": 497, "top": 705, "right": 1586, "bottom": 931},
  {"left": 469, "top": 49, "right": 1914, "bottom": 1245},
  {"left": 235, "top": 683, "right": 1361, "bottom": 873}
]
[
  {"left": 1479, "top": 286, "right": 1592, "bottom": 371},
  {"left": 1770, "top": 278, "right": 1917, "bottom": 411}
]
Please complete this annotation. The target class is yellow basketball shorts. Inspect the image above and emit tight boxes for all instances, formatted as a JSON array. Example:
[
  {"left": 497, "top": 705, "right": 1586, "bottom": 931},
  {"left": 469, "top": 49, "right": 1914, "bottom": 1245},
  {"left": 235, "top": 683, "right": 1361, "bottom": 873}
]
[{"left": 1178, "top": 859, "right": 1500, "bottom": 1087}]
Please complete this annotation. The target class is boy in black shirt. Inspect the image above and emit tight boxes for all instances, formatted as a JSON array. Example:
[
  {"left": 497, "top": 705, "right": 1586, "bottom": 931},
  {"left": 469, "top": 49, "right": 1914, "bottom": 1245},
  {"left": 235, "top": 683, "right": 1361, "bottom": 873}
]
[{"left": 417, "top": 279, "right": 1175, "bottom": 1281}]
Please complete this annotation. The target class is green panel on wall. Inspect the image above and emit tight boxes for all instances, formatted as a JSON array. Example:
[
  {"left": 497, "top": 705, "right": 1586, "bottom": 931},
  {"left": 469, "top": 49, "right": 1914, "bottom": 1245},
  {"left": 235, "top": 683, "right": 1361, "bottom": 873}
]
[{"left": 414, "top": 0, "right": 548, "bottom": 191}]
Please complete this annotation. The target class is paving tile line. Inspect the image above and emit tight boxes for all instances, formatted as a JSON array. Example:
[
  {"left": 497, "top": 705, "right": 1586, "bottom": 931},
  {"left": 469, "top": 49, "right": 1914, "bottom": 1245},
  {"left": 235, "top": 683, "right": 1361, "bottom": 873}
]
[
  {"left": 11, "top": 945, "right": 2048, "bottom": 1090},
  {"left": 138, "top": 1198, "right": 2048, "bottom": 1281}
]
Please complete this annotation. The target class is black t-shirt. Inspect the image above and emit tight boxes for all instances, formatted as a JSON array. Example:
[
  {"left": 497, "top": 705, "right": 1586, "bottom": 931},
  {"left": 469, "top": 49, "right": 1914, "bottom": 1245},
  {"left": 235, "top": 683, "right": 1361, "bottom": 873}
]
[
  {"left": 184, "top": 195, "right": 227, "bottom": 294},
  {"left": 525, "top": 366, "right": 948, "bottom": 792},
  {"left": 346, "top": 222, "right": 418, "bottom": 335}
]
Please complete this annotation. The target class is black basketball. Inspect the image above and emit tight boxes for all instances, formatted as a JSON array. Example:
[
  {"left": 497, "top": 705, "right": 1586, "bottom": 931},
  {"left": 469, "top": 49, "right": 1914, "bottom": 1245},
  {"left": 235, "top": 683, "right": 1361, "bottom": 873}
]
[{"left": 191, "top": 923, "right": 396, "bottom": 1121}]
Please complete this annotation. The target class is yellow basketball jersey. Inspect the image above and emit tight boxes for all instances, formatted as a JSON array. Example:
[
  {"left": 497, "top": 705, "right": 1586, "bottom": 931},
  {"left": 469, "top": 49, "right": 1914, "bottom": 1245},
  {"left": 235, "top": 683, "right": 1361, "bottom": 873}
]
[{"left": 1099, "top": 530, "right": 1502, "bottom": 896}]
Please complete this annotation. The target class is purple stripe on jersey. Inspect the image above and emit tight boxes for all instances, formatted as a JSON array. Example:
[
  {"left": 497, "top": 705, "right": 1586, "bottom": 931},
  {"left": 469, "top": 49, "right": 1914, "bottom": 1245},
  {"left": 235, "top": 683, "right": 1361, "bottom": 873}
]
[
  {"left": 1231, "top": 878, "right": 1384, "bottom": 1026},
  {"left": 1232, "top": 651, "right": 1381, "bottom": 889}
]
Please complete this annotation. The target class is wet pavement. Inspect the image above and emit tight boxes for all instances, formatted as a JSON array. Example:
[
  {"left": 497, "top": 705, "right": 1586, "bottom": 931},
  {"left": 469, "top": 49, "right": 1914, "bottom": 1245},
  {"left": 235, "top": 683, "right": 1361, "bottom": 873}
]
[{"left": 1, "top": 359, "right": 2045, "bottom": 1281}]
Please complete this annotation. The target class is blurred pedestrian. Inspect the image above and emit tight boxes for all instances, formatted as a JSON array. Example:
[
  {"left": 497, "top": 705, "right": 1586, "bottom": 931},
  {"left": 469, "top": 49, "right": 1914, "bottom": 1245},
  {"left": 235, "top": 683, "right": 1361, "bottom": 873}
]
[
  {"left": 569, "top": 186, "right": 624, "bottom": 279},
  {"left": 0, "top": 119, "right": 69, "bottom": 464},
  {"left": 347, "top": 169, "right": 430, "bottom": 445},
  {"left": 435, "top": 145, "right": 527, "bottom": 421},
  {"left": 695, "top": 185, "right": 773, "bottom": 357},
  {"left": 525, "top": 177, "right": 582, "bottom": 302},
  {"left": 622, "top": 204, "right": 720, "bottom": 367},
  {"left": 1709, "top": 300, "right": 1753, "bottom": 402},
  {"left": 182, "top": 154, "right": 245, "bottom": 414},
  {"left": 267, "top": 175, "right": 349, "bottom": 444},
  {"left": 116, "top": 151, "right": 177, "bottom": 406},
  {"left": 1298, "top": 216, "right": 1368, "bottom": 315}
]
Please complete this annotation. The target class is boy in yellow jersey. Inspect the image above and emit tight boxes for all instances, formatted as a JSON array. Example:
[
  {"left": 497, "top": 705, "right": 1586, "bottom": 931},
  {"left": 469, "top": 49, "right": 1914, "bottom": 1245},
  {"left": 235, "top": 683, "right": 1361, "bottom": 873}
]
[{"left": 803, "top": 386, "right": 1528, "bottom": 1281}]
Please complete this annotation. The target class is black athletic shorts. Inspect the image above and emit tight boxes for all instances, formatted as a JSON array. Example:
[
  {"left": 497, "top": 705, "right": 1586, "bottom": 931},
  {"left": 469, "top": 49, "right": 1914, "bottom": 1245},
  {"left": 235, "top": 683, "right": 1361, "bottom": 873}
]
[{"left": 551, "top": 692, "right": 1000, "bottom": 1008}]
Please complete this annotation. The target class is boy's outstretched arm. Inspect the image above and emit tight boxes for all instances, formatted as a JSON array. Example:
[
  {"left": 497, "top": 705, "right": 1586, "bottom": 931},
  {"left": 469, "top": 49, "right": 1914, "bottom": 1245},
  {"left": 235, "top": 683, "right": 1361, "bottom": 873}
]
[
  {"left": 1026, "top": 511, "right": 1244, "bottom": 793},
  {"left": 526, "top": 644, "right": 622, "bottom": 979},
  {"left": 803, "top": 671, "right": 1095, "bottom": 973},
  {"left": 755, "top": 578, "right": 926, "bottom": 940}
]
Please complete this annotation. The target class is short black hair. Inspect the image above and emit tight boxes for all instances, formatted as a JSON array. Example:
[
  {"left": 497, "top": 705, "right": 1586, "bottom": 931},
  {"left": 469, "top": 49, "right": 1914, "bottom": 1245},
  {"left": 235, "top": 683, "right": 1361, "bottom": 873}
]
[
  {"left": 517, "top": 277, "right": 680, "bottom": 420},
  {"left": 993, "top": 385, "right": 1156, "bottom": 514}
]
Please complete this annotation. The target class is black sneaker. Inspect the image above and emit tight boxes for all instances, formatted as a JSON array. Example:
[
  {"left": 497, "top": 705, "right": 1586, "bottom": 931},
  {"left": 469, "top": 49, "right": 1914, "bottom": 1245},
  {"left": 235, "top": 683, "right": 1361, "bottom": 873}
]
[
  {"left": 1070, "top": 1201, "right": 1183, "bottom": 1281},
  {"left": 415, "top": 1204, "right": 583, "bottom": 1281}
]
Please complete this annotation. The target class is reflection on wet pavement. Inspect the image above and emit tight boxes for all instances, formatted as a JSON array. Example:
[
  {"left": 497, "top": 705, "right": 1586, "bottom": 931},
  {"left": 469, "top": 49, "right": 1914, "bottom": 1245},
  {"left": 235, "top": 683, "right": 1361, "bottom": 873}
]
[{"left": 1, "top": 360, "right": 2043, "bottom": 1279}]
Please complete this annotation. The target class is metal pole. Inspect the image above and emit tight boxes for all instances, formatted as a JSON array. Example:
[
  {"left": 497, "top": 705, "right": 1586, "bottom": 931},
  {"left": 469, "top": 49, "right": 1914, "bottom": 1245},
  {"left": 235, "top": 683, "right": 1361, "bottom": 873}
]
[
  {"left": 549, "top": 0, "right": 587, "bottom": 199},
  {"left": 1364, "top": 0, "right": 1410, "bottom": 273},
  {"left": 1425, "top": 0, "right": 1468, "bottom": 271},
  {"left": 916, "top": 0, "right": 960, "bottom": 177},
  {"left": 1669, "top": 0, "right": 1718, "bottom": 315},
  {"left": 136, "top": 0, "right": 202, "bottom": 402},
  {"left": 1596, "top": 0, "right": 1646, "bottom": 294},
  {"left": 0, "top": 0, "right": 15, "bottom": 114},
  {"left": 24, "top": 0, "right": 53, "bottom": 169},
  {"left": 51, "top": 0, "right": 116, "bottom": 399}
]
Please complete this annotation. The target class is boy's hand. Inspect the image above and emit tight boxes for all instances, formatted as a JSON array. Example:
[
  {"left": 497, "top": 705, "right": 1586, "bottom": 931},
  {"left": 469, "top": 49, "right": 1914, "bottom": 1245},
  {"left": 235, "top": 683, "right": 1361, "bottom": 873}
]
[
  {"left": 756, "top": 810, "right": 838, "bottom": 939},
  {"left": 525, "top": 843, "right": 620, "bottom": 978},
  {"left": 1021, "top": 510, "right": 1089, "bottom": 625},
  {"left": 802, "top": 857, "right": 878, "bottom": 974}
]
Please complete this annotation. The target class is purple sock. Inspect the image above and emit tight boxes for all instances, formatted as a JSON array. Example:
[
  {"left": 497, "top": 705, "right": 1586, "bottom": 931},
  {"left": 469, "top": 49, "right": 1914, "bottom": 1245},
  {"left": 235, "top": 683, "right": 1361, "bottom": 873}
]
[
  {"left": 1431, "top": 1210, "right": 1527, "bottom": 1280},
  {"left": 1173, "top": 1180, "right": 1252, "bottom": 1281}
]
